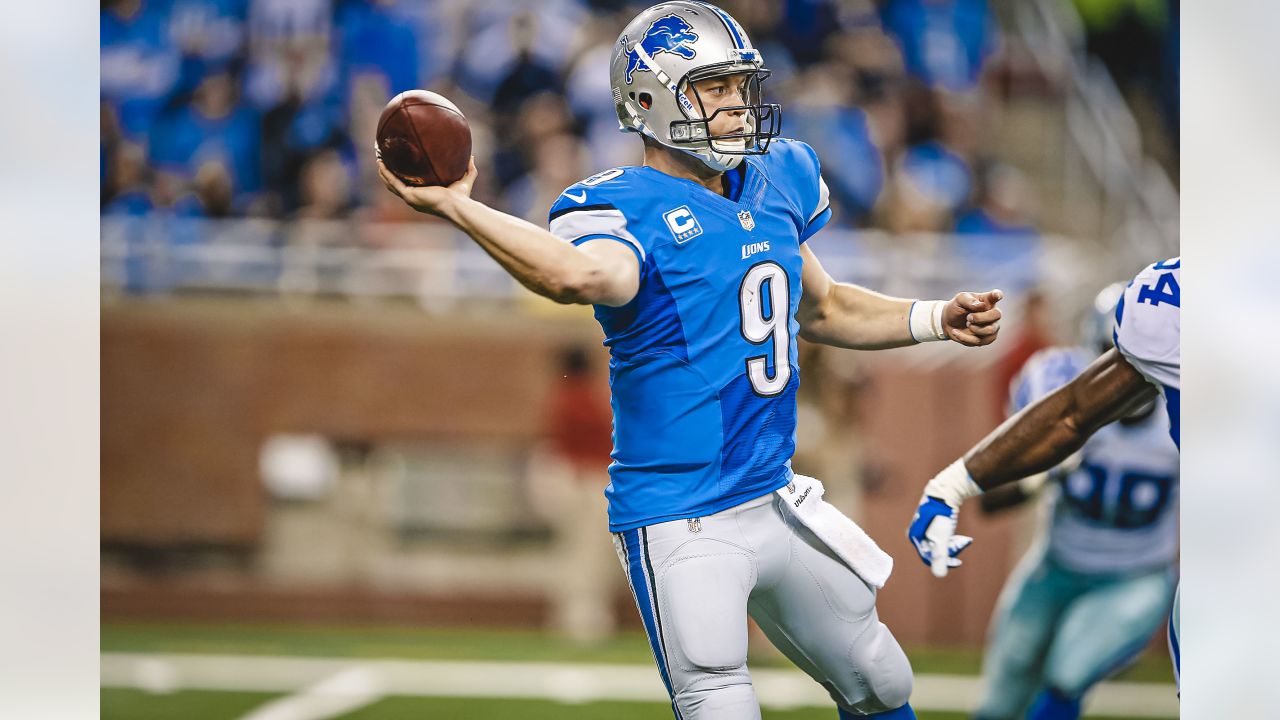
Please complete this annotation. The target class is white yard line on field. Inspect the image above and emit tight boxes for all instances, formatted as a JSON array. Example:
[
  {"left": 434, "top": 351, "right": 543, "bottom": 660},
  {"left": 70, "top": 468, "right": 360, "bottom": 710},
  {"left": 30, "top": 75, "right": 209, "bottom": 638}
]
[
  {"left": 101, "top": 653, "right": 1179, "bottom": 718},
  {"left": 237, "top": 667, "right": 385, "bottom": 720}
]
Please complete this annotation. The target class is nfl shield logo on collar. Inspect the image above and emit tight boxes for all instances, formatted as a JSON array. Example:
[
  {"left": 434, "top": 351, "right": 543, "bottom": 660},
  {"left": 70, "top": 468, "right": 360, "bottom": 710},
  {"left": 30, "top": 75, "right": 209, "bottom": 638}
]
[{"left": 737, "top": 210, "right": 755, "bottom": 231}]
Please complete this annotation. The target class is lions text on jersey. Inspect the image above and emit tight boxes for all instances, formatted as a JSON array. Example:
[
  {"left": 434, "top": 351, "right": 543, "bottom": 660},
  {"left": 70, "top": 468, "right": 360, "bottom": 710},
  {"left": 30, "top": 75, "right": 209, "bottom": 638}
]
[
  {"left": 547, "top": 138, "right": 831, "bottom": 532},
  {"left": 1113, "top": 258, "right": 1181, "bottom": 447},
  {"left": 1010, "top": 347, "right": 1180, "bottom": 574}
]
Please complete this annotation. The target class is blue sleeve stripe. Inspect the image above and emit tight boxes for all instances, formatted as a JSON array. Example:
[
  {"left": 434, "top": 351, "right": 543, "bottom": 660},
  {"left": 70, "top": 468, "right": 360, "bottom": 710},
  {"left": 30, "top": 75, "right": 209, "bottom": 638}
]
[
  {"left": 571, "top": 233, "right": 645, "bottom": 264},
  {"left": 799, "top": 205, "right": 832, "bottom": 243},
  {"left": 1163, "top": 385, "right": 1180, "bottom": 449},
  {"left": 549, "top": 202, "right": 616, "bottom": 222}
]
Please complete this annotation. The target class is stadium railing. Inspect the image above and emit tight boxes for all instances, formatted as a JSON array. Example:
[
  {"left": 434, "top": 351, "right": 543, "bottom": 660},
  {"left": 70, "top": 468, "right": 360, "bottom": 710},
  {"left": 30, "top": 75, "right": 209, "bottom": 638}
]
[
  {"left": 1012, "top": 0, "right": 1179, "bottom": 270},
  {"left": 102, "top": 217, "right": 1069, "bottom": 309}
]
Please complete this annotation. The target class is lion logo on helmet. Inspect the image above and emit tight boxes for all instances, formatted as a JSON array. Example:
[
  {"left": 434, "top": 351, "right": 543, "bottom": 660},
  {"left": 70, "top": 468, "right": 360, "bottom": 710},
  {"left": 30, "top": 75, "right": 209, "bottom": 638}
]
[{"left": 624, "top": 14, "right": 700, "bottom": 84}]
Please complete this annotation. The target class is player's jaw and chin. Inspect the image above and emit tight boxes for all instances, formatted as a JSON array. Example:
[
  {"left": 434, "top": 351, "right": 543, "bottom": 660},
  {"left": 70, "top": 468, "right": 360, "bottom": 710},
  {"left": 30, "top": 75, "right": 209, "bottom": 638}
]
[
  {"left": 699, "top": 110, "right": 751, "bottom": 156},
  {"left": 680, "top": 72, "right": 767, "bottom": 165}
]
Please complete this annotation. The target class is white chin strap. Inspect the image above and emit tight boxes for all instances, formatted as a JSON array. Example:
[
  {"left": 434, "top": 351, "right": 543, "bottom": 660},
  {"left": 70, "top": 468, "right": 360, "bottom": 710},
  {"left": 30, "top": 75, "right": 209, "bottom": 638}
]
[
  {"left": 636, "top": 126, "right": 742, "bottom": 172},
  {"left": 688, "top": 146, "right": 743, "bottom": 171}
]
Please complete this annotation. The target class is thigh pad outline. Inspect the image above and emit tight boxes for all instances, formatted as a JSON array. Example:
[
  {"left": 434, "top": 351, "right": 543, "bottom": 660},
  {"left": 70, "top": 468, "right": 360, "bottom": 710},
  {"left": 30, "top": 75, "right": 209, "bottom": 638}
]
[{"left": 657, "top": 545, "right": 755, "bottom": 674}]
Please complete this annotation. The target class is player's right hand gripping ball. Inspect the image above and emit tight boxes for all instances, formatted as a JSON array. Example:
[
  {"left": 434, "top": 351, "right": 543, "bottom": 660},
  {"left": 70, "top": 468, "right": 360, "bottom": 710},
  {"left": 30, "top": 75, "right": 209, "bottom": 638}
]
[
  {"left": 907, "top": 497, "right": 974, "bottom": 578},
  {"left": 376, "top": 90, "right": 472, "bottom": 187}
]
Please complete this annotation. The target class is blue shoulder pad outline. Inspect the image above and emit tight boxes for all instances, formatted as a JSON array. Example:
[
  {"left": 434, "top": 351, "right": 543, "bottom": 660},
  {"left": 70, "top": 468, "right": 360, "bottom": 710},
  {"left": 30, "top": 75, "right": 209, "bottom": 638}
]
[
  {"left": 758, "top": 138, "right": 831, "bottom": 241},
  {"left": 1008, "top": 346, "right": 1093, "bottom": 414}
]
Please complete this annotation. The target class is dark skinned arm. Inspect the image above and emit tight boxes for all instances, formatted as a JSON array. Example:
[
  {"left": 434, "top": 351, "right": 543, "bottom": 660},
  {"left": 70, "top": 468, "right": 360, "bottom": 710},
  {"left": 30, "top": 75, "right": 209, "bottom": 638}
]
[
  {"left": 964, "top": 348, "right": 1159, "bottom": 491},
  {"left": 978, "top": 480, "right": 1037, "bottom": 514}
]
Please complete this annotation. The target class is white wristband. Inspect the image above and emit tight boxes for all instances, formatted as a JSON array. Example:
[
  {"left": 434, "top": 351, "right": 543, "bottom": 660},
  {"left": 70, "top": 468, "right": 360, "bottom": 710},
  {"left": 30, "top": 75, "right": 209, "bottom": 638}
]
[
  {"left": 909, "top": 300, "right": 949, "bottom": 343},
  {"left": 923, "top": 459, "right": 983, "bottom": 508}
]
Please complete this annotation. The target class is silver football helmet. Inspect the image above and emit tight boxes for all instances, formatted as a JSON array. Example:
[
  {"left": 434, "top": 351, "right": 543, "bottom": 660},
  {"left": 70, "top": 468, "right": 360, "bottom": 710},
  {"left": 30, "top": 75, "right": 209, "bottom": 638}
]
[
  {"left": 609, "top": 2, "right": 781, "bottom": 172},
  {"left": 1080, "top": 281, "right": 1128, "bottom": 356}
]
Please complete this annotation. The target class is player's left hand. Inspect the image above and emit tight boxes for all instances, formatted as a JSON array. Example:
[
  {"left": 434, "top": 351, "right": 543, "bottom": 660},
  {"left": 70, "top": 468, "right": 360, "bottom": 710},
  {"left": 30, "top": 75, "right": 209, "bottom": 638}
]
[
  {"left": 943, "top": 289, "right": 1003, "bottom": 346},
  {"left": 907, "top": 496, "right": 974, "bottom": 578}
]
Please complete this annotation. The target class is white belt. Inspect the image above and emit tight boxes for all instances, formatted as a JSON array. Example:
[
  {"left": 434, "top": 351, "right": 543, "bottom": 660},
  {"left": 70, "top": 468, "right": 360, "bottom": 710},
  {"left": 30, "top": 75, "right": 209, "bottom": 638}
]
[{"left": 776, "top": 474, "right": 894, "bottom": 589}]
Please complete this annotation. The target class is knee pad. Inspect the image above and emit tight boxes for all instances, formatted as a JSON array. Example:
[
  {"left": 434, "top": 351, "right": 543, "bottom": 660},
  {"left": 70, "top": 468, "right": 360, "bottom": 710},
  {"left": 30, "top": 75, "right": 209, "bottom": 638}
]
[
  {"left": 674, "top": 681, "right": 759, "bottom": 719},
  {"left": 834, "top": 621, "right": 914, "bottom": 712}
]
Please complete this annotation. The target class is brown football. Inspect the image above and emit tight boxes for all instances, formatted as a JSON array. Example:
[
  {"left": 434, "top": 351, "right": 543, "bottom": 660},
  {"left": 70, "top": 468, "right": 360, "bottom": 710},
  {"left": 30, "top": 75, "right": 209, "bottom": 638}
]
[{"left": 375, "top": 90, "right": 471, "bottom": 187}]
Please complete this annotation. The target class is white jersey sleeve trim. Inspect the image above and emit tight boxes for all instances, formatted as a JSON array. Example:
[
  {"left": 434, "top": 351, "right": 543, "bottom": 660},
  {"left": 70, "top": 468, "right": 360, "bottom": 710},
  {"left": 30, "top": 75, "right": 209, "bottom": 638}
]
[
  {"left": 808, "top": 176, "right": 831, "bottom": 223},
  {"left": 549, "top": 208, "right": 646, "bottom": 262}
]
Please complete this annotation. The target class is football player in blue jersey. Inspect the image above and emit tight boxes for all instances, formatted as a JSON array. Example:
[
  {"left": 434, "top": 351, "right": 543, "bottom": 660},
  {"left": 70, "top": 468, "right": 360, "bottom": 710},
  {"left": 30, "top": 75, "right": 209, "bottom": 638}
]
[
  {"left": 969, "top": 284, "right": 1178, "bottom": 720},
  {"left": 376, "top": 3, "right": 1004, "bottom": 718},
  {"left": 908, "top": 258, "right": 1182, "bottom": 707}
]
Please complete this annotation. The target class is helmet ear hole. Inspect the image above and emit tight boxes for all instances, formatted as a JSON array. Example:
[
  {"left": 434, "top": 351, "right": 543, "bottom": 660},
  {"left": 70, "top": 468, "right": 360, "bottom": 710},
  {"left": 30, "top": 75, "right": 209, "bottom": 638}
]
[{"left": 638, "top": 92, "right": 653, "bottom": 110}]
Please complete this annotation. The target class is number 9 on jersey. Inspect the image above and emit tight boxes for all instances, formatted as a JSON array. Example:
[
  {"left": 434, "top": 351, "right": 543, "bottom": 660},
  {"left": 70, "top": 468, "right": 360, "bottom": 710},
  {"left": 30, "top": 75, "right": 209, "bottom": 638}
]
[{"left": 739, "top": 261, "right": 791, "bottom": 396}]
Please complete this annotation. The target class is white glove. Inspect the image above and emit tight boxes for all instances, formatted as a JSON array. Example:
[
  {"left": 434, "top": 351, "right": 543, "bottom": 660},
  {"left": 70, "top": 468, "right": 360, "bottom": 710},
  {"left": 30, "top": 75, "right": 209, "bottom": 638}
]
[{"left": 906, "top": 459, "right": 982, "bottom": 578}]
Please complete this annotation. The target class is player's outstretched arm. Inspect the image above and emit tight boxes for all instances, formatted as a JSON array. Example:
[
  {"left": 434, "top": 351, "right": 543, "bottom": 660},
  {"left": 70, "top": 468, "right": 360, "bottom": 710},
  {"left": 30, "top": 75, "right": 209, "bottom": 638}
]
[
  {"left": 965, "top": 348, "right": 1157, "bottom": 489},
  {"left": 376, "top": 156, "right": 639, "bottom": 307},
  {"left": 908, "top": 349, "right": 1159, "bottom": 577},
  {"left": 796, "top": 245, "right": 1002, "bottom": 349},
  {"left": 976, "top": 475, "right": 1044, "bottom": 515}
]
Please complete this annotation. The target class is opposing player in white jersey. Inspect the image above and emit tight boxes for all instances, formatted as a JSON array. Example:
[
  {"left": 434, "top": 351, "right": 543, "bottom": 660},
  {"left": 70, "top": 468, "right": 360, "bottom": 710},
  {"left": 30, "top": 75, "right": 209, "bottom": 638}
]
[
  {"left": 971, "top": 283, "right": 1179, "bottom": 720},
  {"left": 907, "top": 258, "right": 1181, "bottom": 702},
  {"left": 375, "top": 3, "right": 1005, "bottom": 718}
]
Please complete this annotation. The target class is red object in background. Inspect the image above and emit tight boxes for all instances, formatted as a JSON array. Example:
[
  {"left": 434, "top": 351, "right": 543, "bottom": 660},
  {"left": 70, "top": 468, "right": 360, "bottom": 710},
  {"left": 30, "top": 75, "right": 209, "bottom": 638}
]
[
  {"left": 376, "top": 90, "right": 472, "bottom": 187},
  {"left": 993, "top": 291, "right": 1054, "bottom": 418},
  {"left": 548, "top": 377, "right": 613, "bottom": 472},
  {"left": 547, "top": 349, "right": 613, "bottom": 473}
]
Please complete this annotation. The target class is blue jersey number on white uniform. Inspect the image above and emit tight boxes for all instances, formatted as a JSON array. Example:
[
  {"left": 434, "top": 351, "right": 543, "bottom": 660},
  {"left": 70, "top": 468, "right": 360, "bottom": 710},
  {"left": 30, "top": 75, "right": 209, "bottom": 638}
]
[
  {"left": 1136, "top": 258, "right": 1181, "bottom": 308},
  {"left": 1065, "top": 462, "right": 1175, "bottom": 530}
]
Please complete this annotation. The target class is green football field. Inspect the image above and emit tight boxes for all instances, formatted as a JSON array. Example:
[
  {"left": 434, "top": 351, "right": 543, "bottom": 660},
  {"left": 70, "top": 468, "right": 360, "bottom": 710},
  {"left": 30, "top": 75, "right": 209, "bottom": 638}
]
[
  {"left": 101, "top": 690, "right": 985, "bottom": 720},
  {"left": 102, "top": 622, "right": 1176, "bottom": 720},
  {"left": 100, "top": 622, "right": 1174, "bottom": 681}
]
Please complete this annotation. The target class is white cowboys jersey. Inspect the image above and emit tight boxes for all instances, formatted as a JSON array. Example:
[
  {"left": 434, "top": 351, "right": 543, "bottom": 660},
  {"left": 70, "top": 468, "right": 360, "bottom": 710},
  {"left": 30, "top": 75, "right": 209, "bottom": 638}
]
[
  {"left": 1011, "top": 347, "right": 1180, "bottom": 574},
  {"left": 1114, "top": 258, "right": 1181, "bottom": 448}
]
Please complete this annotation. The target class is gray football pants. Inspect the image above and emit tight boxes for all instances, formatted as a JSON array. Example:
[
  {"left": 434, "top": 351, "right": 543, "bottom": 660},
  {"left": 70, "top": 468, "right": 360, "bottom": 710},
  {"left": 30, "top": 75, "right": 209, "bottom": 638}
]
[{"left": 613, "top": 491, "right": 913, "bottom": 719}]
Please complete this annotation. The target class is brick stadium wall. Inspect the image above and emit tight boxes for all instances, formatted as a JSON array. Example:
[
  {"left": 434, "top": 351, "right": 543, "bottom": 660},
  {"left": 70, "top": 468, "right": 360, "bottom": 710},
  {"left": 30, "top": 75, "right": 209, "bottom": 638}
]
[
  {"left": 850, "top": 353, "right": 1023, "bottom": 646},
  {"left": 102, "top": 299, "right": 608, "bottom": 547},
  {"left": 102, "top": 298, "right": 1028, "bottom": 645}
]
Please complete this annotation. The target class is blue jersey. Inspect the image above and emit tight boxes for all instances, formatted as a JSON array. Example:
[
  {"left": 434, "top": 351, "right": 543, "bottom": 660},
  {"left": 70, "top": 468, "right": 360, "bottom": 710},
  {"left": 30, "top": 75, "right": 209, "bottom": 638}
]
[
  {"left": 547, "top": 139, "right": 832, "bottom": 531},
  {"left": 1113, "top": 258, "right": 1181, "bottom": 448}
]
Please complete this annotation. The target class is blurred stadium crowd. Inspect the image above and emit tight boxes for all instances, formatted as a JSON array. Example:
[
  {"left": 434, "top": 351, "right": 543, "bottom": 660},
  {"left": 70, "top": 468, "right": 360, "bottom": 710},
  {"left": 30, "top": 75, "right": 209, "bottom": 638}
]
[{"left": 100, "top": 0, "right": 1175, "bottom": 244}]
